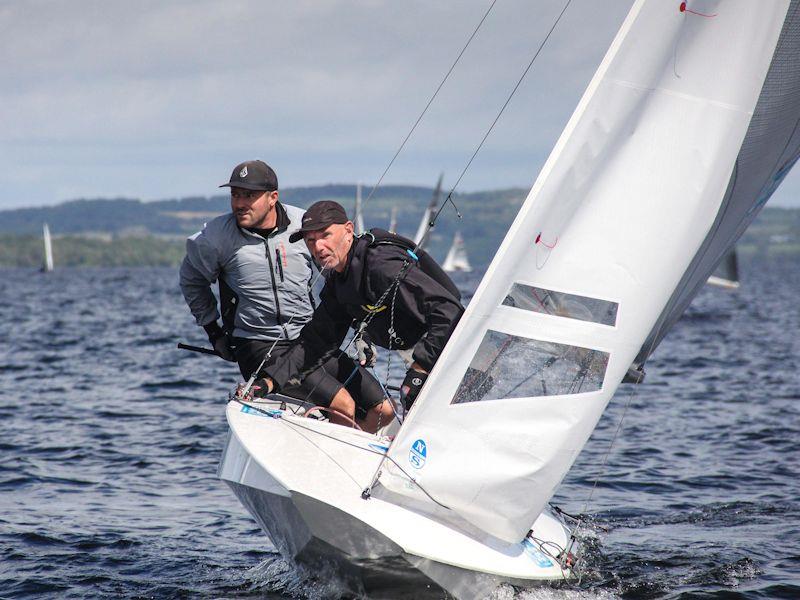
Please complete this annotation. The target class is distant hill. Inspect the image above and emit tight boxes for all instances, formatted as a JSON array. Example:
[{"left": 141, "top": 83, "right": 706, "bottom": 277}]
[
  {"left": 0, "top": 185, "right": 529, "bottom": 265},
  {"left": 0, "top": 186, "right": 797, "bottom": 267}
]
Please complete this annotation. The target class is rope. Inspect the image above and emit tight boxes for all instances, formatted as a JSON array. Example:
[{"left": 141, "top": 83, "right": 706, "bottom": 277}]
[
  {"left": 362, "top": 0, "right": 499, "bottom": 208},
  {"left": 237, "top": 266, "right": 328, "bottom": 398},
  {"left": 417, "top": 0, "right": 575, "bottom": 253},
  {"left": 564, "top": 303, "right": 680, "bottom": 565}
]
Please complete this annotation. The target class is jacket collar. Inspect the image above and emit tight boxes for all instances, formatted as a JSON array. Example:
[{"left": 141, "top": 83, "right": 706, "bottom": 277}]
[{"left": 238, "top": 201, "right": 290, "bottom": 238}]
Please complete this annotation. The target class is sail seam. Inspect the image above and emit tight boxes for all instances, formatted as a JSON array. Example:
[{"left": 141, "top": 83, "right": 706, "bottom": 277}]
[{"left": 607, "top": 77, "right": 757, "bottom": 114}]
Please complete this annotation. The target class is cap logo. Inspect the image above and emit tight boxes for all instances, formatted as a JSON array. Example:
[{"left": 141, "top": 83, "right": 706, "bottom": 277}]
[
  {"left": 303, "top": 217, "right": 313, "bottom": 223},
  {"left": 239, "top": 166, "right": 248, "bottom": 178}
]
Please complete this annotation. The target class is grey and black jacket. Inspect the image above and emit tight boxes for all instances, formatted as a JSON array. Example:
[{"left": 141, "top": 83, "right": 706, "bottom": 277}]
[
  {"left": 179, "top": 203, "right": 317, "bottom": 341},
  {"left": 265, "top": 233, "right": 464, "bottom": 390}
]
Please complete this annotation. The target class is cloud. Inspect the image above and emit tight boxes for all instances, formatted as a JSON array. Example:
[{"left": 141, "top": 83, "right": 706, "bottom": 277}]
[{"left": 0, "top": 0, "right": 797, "bottom": 209}]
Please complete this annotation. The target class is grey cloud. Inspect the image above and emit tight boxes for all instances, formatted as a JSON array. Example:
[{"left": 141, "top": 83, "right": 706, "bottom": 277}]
[{"left": 1, "top": 0, "right": 797, "bottom": 209}]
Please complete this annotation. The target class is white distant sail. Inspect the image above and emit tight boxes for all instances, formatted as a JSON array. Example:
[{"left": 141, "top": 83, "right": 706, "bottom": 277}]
[
  {"left": 388, "top": 205, "right": 398, "bottom": 233},
  {"left": 381, "top": 0, "right": 798, "bottom": 543},
  {"left": 441, "top": 231, "right": 472, "bottom": 272},
  {"left": 413, "top": 173, "right": 443, "bottom": 249},
  {"left": 354, "top": 182, "right": 365, "bottom": 235},
  {"left": 42, "top": 223, "right": 54, "bottom": 272}
]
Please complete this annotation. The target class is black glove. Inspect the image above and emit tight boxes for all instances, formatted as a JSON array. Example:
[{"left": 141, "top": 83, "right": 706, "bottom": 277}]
[
  {"left": 401, "top": 368, "right": 428, "bottom": 412},
  {"left": 355, "top": 332, "right": 378, "bottom": 367},
  {"left": 251, "top": 378, "right": 274, "bottom": 398},
  {"left": 203, "top": 321, "right": 236, "bottom": 362}
]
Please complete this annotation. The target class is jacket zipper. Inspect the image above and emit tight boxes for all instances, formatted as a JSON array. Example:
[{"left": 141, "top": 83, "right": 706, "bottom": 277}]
[
  {"left": 264, "top": 239, "right": 289, "bottom": 338},
  {"left": 275, "top": 248, "right": 285, "bottom": 282}
]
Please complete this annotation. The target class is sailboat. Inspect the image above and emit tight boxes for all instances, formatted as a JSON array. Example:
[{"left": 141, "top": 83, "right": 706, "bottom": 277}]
[
  {"left": 706, "top": 248, "right": 740, "bottom": 289},
  {"left": 388, "top": 205, "right": 398, "bottom": 234},
  {"left": 354, "top": 182, "right": 365, "bottom": 235},
  {"left": 442, "top": 231, "right": 472, "bottom": 273},
  {"left": 413, "top": 173, "right": 443, "bottom": 249},
  {"left": 41, "top": 223, "right": 54, "bottom": 273},
  {"left": 218, "top": 1, "right": 800, "bottom": 598}
]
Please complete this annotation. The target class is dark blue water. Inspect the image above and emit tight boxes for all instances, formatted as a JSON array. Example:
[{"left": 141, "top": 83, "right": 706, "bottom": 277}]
[{"left": 1, "top": 255, "right": 798, "bottom": 599}]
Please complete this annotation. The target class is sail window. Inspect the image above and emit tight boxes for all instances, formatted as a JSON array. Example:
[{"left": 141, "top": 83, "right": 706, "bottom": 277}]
[
  {"left": 502, "top": 283, "right": 618, "bottom": 326},
  {"left": 451, "top": 330, "right": 609, "bottom": 404}
]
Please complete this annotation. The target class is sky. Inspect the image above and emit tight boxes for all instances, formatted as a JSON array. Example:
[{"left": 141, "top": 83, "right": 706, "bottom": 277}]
[{"left": 1, "top": 0, "right": 798, "bottom": 211}]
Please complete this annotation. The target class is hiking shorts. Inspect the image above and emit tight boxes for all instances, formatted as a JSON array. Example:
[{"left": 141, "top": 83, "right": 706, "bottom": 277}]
[{"left": 233, "top": 338, "right": 385, "bottom": 420}]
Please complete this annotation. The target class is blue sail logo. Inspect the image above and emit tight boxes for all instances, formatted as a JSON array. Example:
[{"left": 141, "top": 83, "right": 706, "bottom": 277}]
[{"left": 409, "top": 439, "right": 427, "bottom": 469}]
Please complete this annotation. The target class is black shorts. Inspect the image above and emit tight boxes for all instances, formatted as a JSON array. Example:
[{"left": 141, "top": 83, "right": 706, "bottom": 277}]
[{"left": 233, "top": 338, "right": 385, "bottom": 420}]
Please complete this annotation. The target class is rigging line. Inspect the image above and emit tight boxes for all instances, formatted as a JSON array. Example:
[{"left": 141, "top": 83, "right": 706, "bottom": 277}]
[
  {"left": 362, "top": 0, "right": 499, "bottom": 208},
  {"left": 569, "top": 299, "right": 680, "bottom": 546},
  {"left": 419, "top": 0, "right": 575, "bottom": 246},
  {"left": 240, "top": 265, "right": 329, "bottom": 398},
  {"left": 567, "top": 192, "right": 738, "bottom": 540},
  {"left": 276, "top": 411, "right": 367, "bottom": 492}
]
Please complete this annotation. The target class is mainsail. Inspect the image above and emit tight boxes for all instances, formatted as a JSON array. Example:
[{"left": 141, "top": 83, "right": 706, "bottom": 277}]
[
  {"left": 442, "top": 231, "right": 472, "bottom": 273},
  {"left": 42, "top": 223, "right": 54, "bottom": 272},
  {"left": 413, "top": 173, "right": 444, "bottom": 248},
  {"left": 381, "top": 0, "right": 798, "bottom": 543}
]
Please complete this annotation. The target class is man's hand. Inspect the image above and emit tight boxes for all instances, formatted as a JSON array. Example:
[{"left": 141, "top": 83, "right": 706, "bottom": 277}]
[
  {"left": 400, "top": 367, "right": 428, "bottom": 412},
  {"left": 251, "top": 377, "right": 274, "bottom": 398},
  {"left": 355, "top": 334, "right": 378, "bottom": 367},
  {"left": 204, "top": 321, "right": 236, "bottom": 362}
]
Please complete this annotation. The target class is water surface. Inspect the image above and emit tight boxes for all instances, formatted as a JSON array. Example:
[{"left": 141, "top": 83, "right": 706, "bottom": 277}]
[{"left": 1, "top": 255, "right": 798, "bottom": 598}]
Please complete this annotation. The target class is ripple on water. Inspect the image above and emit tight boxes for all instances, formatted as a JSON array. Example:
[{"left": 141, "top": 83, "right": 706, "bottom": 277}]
[{"left": 1, "top": 260, "right": 799, "bottom": 599}]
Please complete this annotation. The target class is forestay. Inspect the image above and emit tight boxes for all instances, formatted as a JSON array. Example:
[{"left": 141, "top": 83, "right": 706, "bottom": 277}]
[{"left": 380, "top": 0, "right": 795, "bottom": 543}]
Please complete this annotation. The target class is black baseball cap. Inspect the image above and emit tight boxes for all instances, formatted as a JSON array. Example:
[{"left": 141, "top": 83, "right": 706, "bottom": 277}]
[
  {"left": 289, "top": 201, "right": 349, "bottom": 243},
  {"left": 220, "top": 160, "right": 278, "bottom": 191}
]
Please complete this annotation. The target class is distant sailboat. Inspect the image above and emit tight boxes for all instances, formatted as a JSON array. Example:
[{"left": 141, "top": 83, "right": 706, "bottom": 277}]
[
  {"left": 354, "top": 182, "right": 365, "bottom": 235},
  {"left": 41, "top": 223, "right": 54, "bottom": 272},
  {"left": 388, "top": 205, "right": 398, "bottom": 233},
  {"left": 413, "top": 172, "right": 443, "bottom": 249},
  {"left": 707, "top": 248, "right": 740, "bottom": 289},
  {"left": 442, "top": 230, "right": 472, "bottom": 273}
]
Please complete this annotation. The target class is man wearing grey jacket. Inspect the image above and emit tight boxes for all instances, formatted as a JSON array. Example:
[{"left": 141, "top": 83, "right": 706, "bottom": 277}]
[{"left": 179, "top": 160, "right": 393, "bottom": 432}]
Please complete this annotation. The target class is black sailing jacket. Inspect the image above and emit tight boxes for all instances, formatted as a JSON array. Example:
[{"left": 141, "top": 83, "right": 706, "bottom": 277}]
[{"left": 266, "top": 234, "right": 464, "bottom": 390}]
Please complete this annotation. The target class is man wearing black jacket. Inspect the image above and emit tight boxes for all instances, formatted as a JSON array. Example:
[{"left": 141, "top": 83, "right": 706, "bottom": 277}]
[{"left": 261, "top": 200, "right": 464, "bottom": 414}]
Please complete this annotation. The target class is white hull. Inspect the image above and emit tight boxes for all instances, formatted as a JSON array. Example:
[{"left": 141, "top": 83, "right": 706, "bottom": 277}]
[{"left": 218, "top": 398, "right": 576, "bottom": 599}]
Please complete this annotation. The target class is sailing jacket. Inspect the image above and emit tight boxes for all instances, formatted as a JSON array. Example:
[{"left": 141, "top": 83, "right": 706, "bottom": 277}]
[
  {"left": 265, "top": 234, "right": 464, "bottom": 389},
  {"left": 179, "top": 203, "right": 317, "bottom": 341}
]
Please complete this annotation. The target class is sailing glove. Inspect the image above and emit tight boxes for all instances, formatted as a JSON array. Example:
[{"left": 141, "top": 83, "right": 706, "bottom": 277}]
[
  {"left": 203, "top": 321, "right": 236, "bottom": 362},
  {"left": 401, "top": 368, "right": 428, "bottom": 412},
  {"left": 355, "top": 333, "right": 378, "bottom": 367}
]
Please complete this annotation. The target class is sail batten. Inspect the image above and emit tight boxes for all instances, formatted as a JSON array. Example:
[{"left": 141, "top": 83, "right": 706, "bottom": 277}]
[{"left": 381, "top": 0, "right": 795, "bottom": 543}]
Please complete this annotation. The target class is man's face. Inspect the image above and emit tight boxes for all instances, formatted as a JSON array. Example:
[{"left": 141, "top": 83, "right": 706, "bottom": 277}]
[
  {"left": 230, "top": 188, "right": 278, "bottom": 228},
  {"left": 304, "top": 222, "right": 354, "bottom": 272}
]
